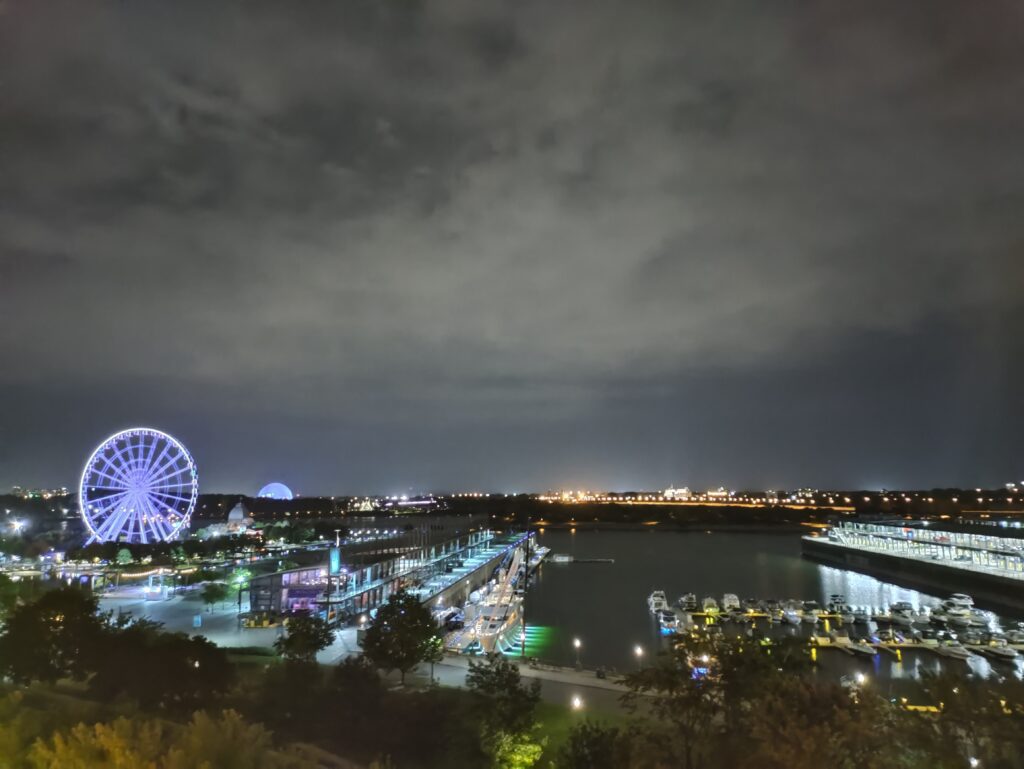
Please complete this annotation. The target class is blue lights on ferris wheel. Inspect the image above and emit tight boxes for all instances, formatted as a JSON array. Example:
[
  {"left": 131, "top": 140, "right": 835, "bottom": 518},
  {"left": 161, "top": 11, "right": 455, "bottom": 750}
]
[{"left": 79, "top": 427, "right": 198, "bottom": 544}]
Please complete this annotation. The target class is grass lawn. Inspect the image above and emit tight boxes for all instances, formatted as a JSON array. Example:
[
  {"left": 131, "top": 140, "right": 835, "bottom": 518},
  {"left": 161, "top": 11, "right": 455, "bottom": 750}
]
[{"left": 535, "top": 699, "right": 633, "bottom": 763}]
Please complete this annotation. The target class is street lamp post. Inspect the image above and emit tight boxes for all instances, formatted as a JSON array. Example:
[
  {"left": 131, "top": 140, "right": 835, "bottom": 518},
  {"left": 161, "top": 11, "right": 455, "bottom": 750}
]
[
  {"left": 574, "top": 637, "right": 582, "bottom": 669},
  {"left": 634, "top": 645, "right": 644, "bottom": 670}
]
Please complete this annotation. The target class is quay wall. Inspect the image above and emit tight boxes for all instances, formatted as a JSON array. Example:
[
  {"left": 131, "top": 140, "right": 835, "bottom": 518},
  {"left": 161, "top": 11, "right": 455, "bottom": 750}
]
[{"left": 801, "top": 537, "right": 1024, "bottom": 614}]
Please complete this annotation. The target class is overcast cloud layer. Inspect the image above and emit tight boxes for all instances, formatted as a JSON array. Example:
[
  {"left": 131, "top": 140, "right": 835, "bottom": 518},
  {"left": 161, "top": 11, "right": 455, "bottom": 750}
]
[{"left": 2, "top": 0, "right": 1023, "bottom": 494}]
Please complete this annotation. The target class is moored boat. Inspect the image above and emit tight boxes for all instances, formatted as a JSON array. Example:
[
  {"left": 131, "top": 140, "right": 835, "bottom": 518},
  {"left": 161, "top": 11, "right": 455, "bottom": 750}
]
[
  {"left": 721, "top": 593, "right": 741, "bottom": 612},
  {"left": 678, "top": 593, "right": 699, "bottom": 612},
  {"left": 648, "top": 590, "right": 669, "bottom": 613},
  {"left": 981, "top": 635, "right": 1020, "bottom": 662}
]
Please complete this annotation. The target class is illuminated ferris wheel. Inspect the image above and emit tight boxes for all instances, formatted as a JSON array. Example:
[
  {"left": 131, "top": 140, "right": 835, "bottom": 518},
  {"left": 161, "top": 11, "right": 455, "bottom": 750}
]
[{"left": 79, "top": 427, "right": 198, "bottom": 544}]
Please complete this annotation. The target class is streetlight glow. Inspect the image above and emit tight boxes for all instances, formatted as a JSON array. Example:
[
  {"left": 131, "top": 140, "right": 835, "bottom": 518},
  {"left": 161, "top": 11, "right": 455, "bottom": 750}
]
[{"left": 571, "top": 695, "right": 583, "bottom": 710}]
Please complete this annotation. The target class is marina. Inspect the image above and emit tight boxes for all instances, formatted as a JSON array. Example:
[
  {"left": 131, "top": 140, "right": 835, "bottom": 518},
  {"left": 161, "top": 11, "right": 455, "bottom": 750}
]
[
  {"left": 523, "top": 529, "right": 1024, "bottom": 683},
  {"left": 646, "top": 588, "right": 1024, "bottom": 663}
]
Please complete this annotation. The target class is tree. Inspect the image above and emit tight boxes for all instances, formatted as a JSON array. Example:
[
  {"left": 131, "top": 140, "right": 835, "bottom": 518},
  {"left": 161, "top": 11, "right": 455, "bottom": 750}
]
[
  {"left": 739, "top": 675, "right": 929, "bottom": 769},
  {"left": 115, "top": 547, "right": 133, "bottom": 565},
  {"left": 620, "top": 644, "right": 722, "bottom": 769},
  {"left": 88, "top": 619, "right": 234, "bottom": 711},
  {"left": 231, "top": 568, "right": 252, "bottom": 613},
  {"left": 200, "top": 581, "right": 231, "bottom": 611},
  {"left": 466, "top": 653, "right": 541, "bottom": 735},
  {"left": 0, "top": 586, "right": 104, "bottom": 684},
  {"left": 0, "top": 574, "right": 19, "bottom": 622},
  {"left": 424, "top": 635, "right": 445, "bottom": 683},
  {"left": 274, "top": 613, "right": 335, "bottom": 664},
  {"left": 361, "top": 589, "right": 439, "bottom": 685},
  {"left": 487, "top": 729, "right": 544, "bottom": 769},
  {"left": 557, "top": 721, "right": 630, "bottom": 769},
  {"left": 28, "top": 710, "right": 329, "bottom": 769},
  {"left": 331, "top": 655, "right": 384, "bottom": 704}
]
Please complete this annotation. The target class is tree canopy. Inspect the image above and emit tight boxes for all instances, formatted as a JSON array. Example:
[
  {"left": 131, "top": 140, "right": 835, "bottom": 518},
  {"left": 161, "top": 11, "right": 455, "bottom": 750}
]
[
  {"left": 360, "top": 589, "right": 439, "bottom": 684},
  {"left": 200, "top": 582, "right": 231, "bottom": 609},
  {"left": 0, "top": 586, "right": 104, "bottom": 684},
  {"left": 28, "top": 710, "right": 327, "bottom": 769},
  {"left": 618, "top": 630, "right": 1024, "bottom": 769},
  {"left": 273, "top": 614, "right": 335, "bottom": 664}
]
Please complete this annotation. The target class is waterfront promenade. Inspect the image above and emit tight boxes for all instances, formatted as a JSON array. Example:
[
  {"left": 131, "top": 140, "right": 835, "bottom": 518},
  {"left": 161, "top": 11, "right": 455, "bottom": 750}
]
[{"left": 98, "top": 590, "right": 627, "bottom": 710}]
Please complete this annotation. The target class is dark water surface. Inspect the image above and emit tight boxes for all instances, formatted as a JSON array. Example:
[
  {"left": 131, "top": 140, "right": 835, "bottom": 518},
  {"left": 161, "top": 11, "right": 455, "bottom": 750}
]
[{"left": 524, "top": 530, "right": 1022, "bottom": 687}]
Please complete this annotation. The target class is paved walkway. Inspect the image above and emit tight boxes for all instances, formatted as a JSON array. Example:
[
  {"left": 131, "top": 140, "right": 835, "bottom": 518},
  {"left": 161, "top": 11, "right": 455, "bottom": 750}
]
[{"left": 100, "top": 594, "right": 630, "bottom": 712}]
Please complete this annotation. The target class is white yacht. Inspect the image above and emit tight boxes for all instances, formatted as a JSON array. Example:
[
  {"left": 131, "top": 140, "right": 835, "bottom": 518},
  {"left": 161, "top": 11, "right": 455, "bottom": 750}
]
[
  {"left": 702, "top": 596, "right": 720, "bottom": 615},
  {"left": 948, "top": 593, "right": 974, "bottom": 609},
  {"left": 889, "top": 602, "right": 918, "bottom": 630},
  {"left": 781, "top": 606, "right": 802, "bottom": 626},
  {"left": 801, "top": 601, "right": 822, "bottom": 624},
  {"left": 648, "top": 590, "right": 669, "bottom": 614},
  {"left": 982, "top": 636, "right": 1020, "bottom": 662},
  {"left": 830, "top": 629, "right": 876, "bottom": 657},
  {"left": 721, "top": 593, "right": 741, "bottom": 612},
  {"left": 934, "top": 601, "right": 973, "bottom": 628},
  {"left": 678, "top": 593, "right": 699, "bottom": 611},
  {"left": 657, "top": 608, "right": 679, "bottom": 632},
  {"left": 935, "top": 640, "right": 973, "bottom": 661},
  {"left": 1005, "top": 626, "right": 1024, "bottom": 644}
]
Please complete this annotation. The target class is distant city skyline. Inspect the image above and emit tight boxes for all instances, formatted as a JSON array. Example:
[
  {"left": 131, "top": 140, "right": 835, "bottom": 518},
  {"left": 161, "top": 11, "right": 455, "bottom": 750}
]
[{"left": 2, "top": 2, "right": 1023, "bottom": 494}]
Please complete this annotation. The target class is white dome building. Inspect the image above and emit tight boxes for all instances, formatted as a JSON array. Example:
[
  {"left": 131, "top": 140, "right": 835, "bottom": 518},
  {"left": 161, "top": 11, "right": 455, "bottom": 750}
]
[{"left": 226, "top": 500, "right": 254, "bottom": 531}]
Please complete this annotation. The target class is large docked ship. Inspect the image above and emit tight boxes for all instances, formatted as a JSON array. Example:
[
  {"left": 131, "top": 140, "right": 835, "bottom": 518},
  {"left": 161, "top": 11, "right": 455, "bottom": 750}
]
[{"left": 446, "top": 546, "right": 527, "bottom": 654}]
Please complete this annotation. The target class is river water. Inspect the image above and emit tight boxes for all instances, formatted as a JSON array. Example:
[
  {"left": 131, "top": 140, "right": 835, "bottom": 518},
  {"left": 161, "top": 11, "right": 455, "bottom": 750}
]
[{"left": 523, "top": 529, "right": 1022, "bottom": 689}]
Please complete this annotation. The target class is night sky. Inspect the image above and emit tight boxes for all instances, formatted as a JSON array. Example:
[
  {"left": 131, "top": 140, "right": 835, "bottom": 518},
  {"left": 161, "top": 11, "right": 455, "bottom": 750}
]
[{"left": 2, "top": 1, "right": 1023, "bottom": 494}]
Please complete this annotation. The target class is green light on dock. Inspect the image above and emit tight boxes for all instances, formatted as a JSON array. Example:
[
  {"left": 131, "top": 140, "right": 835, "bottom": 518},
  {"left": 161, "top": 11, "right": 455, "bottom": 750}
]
[{"left": 504, "top": 625, "right": 555, "bottom": 658}]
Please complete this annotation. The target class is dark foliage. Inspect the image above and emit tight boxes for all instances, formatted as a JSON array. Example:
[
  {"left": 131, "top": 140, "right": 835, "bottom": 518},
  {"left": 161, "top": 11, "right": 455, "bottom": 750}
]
[
  {"left": 361, "top": 589, "right": 439, "bottom": 684},
  {"left": 88, "top": 619, "right": 234, "bottom": 711},
  {"left": 273, "top": 613, "right": 335, "bottom": 663},
  {"left": 0, "top": 586, "right": 104, "bottom": 683},
  {"left": 465, "top": 652, "right": 542, "bottom": 735}
]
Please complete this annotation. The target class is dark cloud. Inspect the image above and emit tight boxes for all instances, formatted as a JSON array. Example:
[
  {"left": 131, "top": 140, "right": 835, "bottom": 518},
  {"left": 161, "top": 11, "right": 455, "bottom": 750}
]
[{"left": 1, "top": 0, "right": 1023, "bottom": 493}]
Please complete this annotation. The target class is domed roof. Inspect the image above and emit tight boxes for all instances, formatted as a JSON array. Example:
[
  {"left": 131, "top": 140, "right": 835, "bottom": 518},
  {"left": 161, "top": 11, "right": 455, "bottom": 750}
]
[
  {"left": 258, "top": 482, "right": 294, "bottom": 500},
  {"left": 227, "top": 500, "right": 249, "bottom": 523}
]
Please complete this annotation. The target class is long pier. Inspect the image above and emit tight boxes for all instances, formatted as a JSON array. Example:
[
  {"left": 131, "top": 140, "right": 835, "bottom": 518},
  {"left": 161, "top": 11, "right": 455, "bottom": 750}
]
[{"left": 802, "top": 529, "right": 1024, "bottom": 613}]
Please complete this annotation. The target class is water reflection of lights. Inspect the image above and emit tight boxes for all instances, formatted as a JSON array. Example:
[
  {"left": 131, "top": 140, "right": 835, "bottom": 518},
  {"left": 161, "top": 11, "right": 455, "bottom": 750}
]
[{"left": 817, "top": 565, "right": 939, "bottom": 614}]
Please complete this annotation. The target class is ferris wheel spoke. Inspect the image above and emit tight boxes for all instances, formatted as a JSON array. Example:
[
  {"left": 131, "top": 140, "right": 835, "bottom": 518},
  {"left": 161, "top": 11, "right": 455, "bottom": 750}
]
[
  {"left": 85, "top": 489, "right": 131, "bottom": 511},
  {"left": 122, "top": 436, "right": 142, "bottom": 478},
  {"left": 94, "top": 502, "right": 132, "bottom": 542},
  {"left": 148, "top": 511, "right": 170, "bottom": 542},
  {"left": 94, "top": 452, "right": 133, "bottom": 486},
  {"left": 130, "top": 433, "right": 156, "bottom": 479},
  {"left": 142, "top": 441, "right": 179, "bottom": 485},
  {"left": 86, "top": 467, "right": 131, "bottom": 490},
  {"left": 148, "top": 490, "right": 192, "bottom": 509},
  {"left": 145, "top": 479, "right": 191, "bottom": 495},
  {"left": 147, "top": 467, "right": 194, "bottom": 490},
  {"left": 149, "top": 473, "right": 194, "bottom": 495},
  {"left": 140, "top": 494, "right": 170, "bottom": 542},
  {"left": 138, "top": 432, "right": 161, "bottom": 480},
  {"left": 140, "top": 491, "right": 167, "bottom": 529}
]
